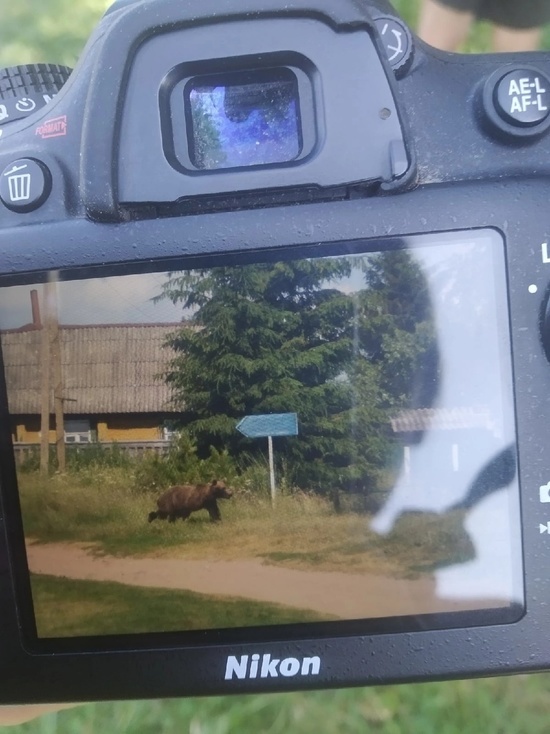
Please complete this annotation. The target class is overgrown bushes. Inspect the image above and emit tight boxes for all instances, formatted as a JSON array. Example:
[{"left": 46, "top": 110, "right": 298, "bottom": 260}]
[
  {"left": 18, "top": 443, "right": 132, "bottom": 474},
  {"left": 133, "top": 432, "right": 239, "bottom": 492}
]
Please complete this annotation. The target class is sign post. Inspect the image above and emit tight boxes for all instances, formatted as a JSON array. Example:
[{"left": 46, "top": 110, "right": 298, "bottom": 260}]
[{"left": 236, "top": 413, "right": 299, "bottom": 504}]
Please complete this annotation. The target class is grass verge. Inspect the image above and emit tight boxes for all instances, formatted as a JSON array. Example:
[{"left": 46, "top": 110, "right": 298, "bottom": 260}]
[
  {"left": 6, "top": 674, "right": 550, "bottom": 733},
  {"left": 30, "top": 574, "right": 331, "bottom": 638},
  {"left": 17, "top": 471, "right": 473, "bottom": 579}
]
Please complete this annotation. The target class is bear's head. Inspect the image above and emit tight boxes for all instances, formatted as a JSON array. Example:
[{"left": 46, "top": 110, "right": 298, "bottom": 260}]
[{"left": 210, "top": 479, "right": 233, "bottom": 499}]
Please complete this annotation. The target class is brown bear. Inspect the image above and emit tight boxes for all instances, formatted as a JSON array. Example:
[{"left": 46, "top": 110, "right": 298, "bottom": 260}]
[{"left": 148, "top": 480, "right": 232, "bottom": 524}]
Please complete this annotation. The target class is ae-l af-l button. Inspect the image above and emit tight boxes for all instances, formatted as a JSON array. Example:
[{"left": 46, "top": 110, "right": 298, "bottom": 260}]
[
  {"left": 494, "top": 69, "right": 550, "bottom": 127},
  {"left": 0, "top": 158, "right": 51, "bottom": 212},
  {"left": 482, "top": 67, "right": 550, "bottom": 139}
]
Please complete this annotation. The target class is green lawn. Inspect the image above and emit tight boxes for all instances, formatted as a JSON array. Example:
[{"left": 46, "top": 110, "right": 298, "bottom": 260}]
[
  {"left": 30, "top": 575, "right": 331, "bottom": 638},
  {"left": 18, "top": 471, "right": 472, "bottom": 580},
  {"left": 4, "top": 674, "right": 550, "bottom": 733}
]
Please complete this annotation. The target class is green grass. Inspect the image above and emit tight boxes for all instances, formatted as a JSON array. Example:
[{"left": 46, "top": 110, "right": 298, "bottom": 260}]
[
  {"left": 17, "top": 470, "right": 472, "bottom": 579},
  {"left": 30, "top": 575, "right": 330, "bottom": 638},
  {"left": 5, "top": 673, "right": 550, "bottom": 733}
]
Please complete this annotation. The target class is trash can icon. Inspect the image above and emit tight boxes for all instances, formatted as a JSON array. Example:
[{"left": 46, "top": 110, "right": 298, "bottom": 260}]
[{"left": 5, "top": 164, "right": 32, "bottom": 202}]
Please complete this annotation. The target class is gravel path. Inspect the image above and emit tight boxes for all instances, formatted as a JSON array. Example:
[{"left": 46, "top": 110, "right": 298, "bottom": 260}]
[{"left": 26, "top": 541, "right": 498, "bottom": 619}]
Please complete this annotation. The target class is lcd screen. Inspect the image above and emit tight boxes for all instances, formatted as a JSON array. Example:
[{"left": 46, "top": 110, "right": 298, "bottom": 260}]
[{"left": 0, "top": 230, "right": 523, "bottom": 647}]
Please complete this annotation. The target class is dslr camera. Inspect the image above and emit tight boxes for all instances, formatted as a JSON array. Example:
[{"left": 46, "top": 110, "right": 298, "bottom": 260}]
[{"left": 0, "top": 0, "right": 548, "bottom": 705}]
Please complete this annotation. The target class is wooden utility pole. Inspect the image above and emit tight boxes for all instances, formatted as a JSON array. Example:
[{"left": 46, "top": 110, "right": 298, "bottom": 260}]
[
  {"left": 49, "top": 282, "right": 65, "bottom": 472},
  {"left": 39, "top": 280, "right": 66, "bottom": 474},
  {"left": 39, "top": 286, "right": 51, "bottom": 476}
]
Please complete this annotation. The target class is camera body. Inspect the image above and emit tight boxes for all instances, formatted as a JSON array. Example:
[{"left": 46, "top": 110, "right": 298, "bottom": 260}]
[{"left": 0, "top": 0, "right": 549, "bottom": 704}]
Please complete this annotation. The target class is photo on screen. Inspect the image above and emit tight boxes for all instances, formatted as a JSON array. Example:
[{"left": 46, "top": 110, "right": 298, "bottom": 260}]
[{"left": 0, "top": 230, "right": 523, "bottom": 645}]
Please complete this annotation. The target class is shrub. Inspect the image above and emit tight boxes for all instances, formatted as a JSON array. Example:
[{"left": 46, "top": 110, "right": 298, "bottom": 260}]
[
  {"left": 238, "top": 453, "right": 271, "bottom": 496},
  {"left": 66, "top": 443, "right": 132, "bottom": 471},
  {"left": 133, "top": 431, "right": 238, "bottom": 493},
  {"left": 17, "top": 443, "right": 132, "bottom": 474},
  {"left": 17, "top": 447, "right": 46, "bottom": 474}
]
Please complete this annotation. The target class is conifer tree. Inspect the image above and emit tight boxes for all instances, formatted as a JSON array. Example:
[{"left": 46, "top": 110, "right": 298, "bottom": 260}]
[
  {"left": 159, "top": 250, "right": 436, "bottom": 496},
  {"left": 159, "top": 257, "right": 355, "bottom": 490}
]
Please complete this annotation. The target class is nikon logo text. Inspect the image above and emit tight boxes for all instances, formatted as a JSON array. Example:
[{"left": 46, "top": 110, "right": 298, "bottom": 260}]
[{"left": 225, "top": 654, "right": 321, "bottom": 680}]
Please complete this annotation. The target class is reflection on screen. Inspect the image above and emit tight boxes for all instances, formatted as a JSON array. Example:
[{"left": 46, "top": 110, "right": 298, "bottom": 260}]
[
  {"left": 187, "top": 69, "right": 302, "bottom": 170},
  {"left": 0, "top": 231, "right": 523, "bottom": 641}
]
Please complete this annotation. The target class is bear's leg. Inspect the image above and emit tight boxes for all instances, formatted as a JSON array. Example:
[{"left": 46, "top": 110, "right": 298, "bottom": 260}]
[
  {"left": 206, "top": 500, "right": 221, "bottom": 522},
  {"left": 169, "top": 511, "right": 190, "bottom": 523}
]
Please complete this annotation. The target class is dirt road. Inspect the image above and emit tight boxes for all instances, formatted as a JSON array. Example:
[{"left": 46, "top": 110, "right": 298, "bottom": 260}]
[{"left": 26, "top": 542, "right": 499, "bottom": 619}]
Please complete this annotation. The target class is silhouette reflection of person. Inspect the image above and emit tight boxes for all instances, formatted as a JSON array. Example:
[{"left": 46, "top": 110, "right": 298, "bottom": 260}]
[{"left": 370, "top": 236, "right": 521, "bottom": 607}]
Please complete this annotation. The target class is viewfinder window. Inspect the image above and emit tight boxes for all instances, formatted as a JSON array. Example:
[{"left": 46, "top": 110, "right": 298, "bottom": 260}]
[{"left": 186, "top": 68, "right": 302, "bottom": 170}]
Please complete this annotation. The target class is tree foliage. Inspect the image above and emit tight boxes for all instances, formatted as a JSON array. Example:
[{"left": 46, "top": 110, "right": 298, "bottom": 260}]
[
  {"left": 0, "top": 0, "right": 423, "bottom": 72},
  {"left": 2, "top": 0, "right": 550, "bottom": 73},
  {"left": 189, "top": 96, "right": 225, "bottom": 170},
  {"left": 160, "top": 258, "right": 355, "bottom": 487},
  {"left": 134, "top": 432, "right": 238, "bottom": 493},
  {"left": 344, "top": 251, "right": 439, "bottom": 493},
  {"left": 359, "top": 249, "right": 439, "bottom": 412},
  {"left": 0, "top": 0, "right": 109, "bottom": 68},
  {"left": 159, "top": 251, "right": 437, "bottom": 496}
]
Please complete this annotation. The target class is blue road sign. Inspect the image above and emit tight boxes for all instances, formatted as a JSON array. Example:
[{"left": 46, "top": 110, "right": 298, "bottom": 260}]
[{"left": 236, "top": 413, "right": 298, "bottom": 439}]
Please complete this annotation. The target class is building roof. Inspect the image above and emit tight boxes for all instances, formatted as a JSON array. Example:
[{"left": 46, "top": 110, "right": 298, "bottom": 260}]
[
  {"left": 390, "top": 407, "right": 495, "bottom": 433},
  {"left": 1, "top": 324, "right": 182, "bottom": 415}
]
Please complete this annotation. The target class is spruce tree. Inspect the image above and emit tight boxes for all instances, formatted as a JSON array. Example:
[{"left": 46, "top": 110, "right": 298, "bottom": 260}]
[
  {"left": 159, "top": 257, "right": 354, "bottom": 489},
  {"left": 159, "top": 249, "right": 437, "bottom": 497}
]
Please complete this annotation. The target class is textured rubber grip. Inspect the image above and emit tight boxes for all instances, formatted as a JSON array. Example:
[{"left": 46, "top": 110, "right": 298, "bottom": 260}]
[
  {"left": 0, "top": 64, "right": 72, "bottom": 128},
  {"left": 0, "top": 64, "right": 72, "bottom": 100}
]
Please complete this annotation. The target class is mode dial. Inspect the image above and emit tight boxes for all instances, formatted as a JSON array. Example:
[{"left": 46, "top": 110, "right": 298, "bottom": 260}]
[
  {"left": 0, "top": 64, "right": 72, "bottom": 128},
  {"left": 374, "top": 17, "right": 414, "bottom": 77}
]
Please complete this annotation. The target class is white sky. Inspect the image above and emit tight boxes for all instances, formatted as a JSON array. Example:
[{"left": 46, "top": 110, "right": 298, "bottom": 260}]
[
  {"left": 0, "top": 236, "right": 488, "bottom": 330},
  {"left": 0, "top": 272, "right": 184, "bottom": 329}
]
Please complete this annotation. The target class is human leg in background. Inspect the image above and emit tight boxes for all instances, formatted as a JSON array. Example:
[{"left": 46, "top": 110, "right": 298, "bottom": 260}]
[
  {"left": 417, "top": 0, "right": 547, "bottom": 52},
  {"left": 417, "top": 0, "right": 474, "bottom": 51}
]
